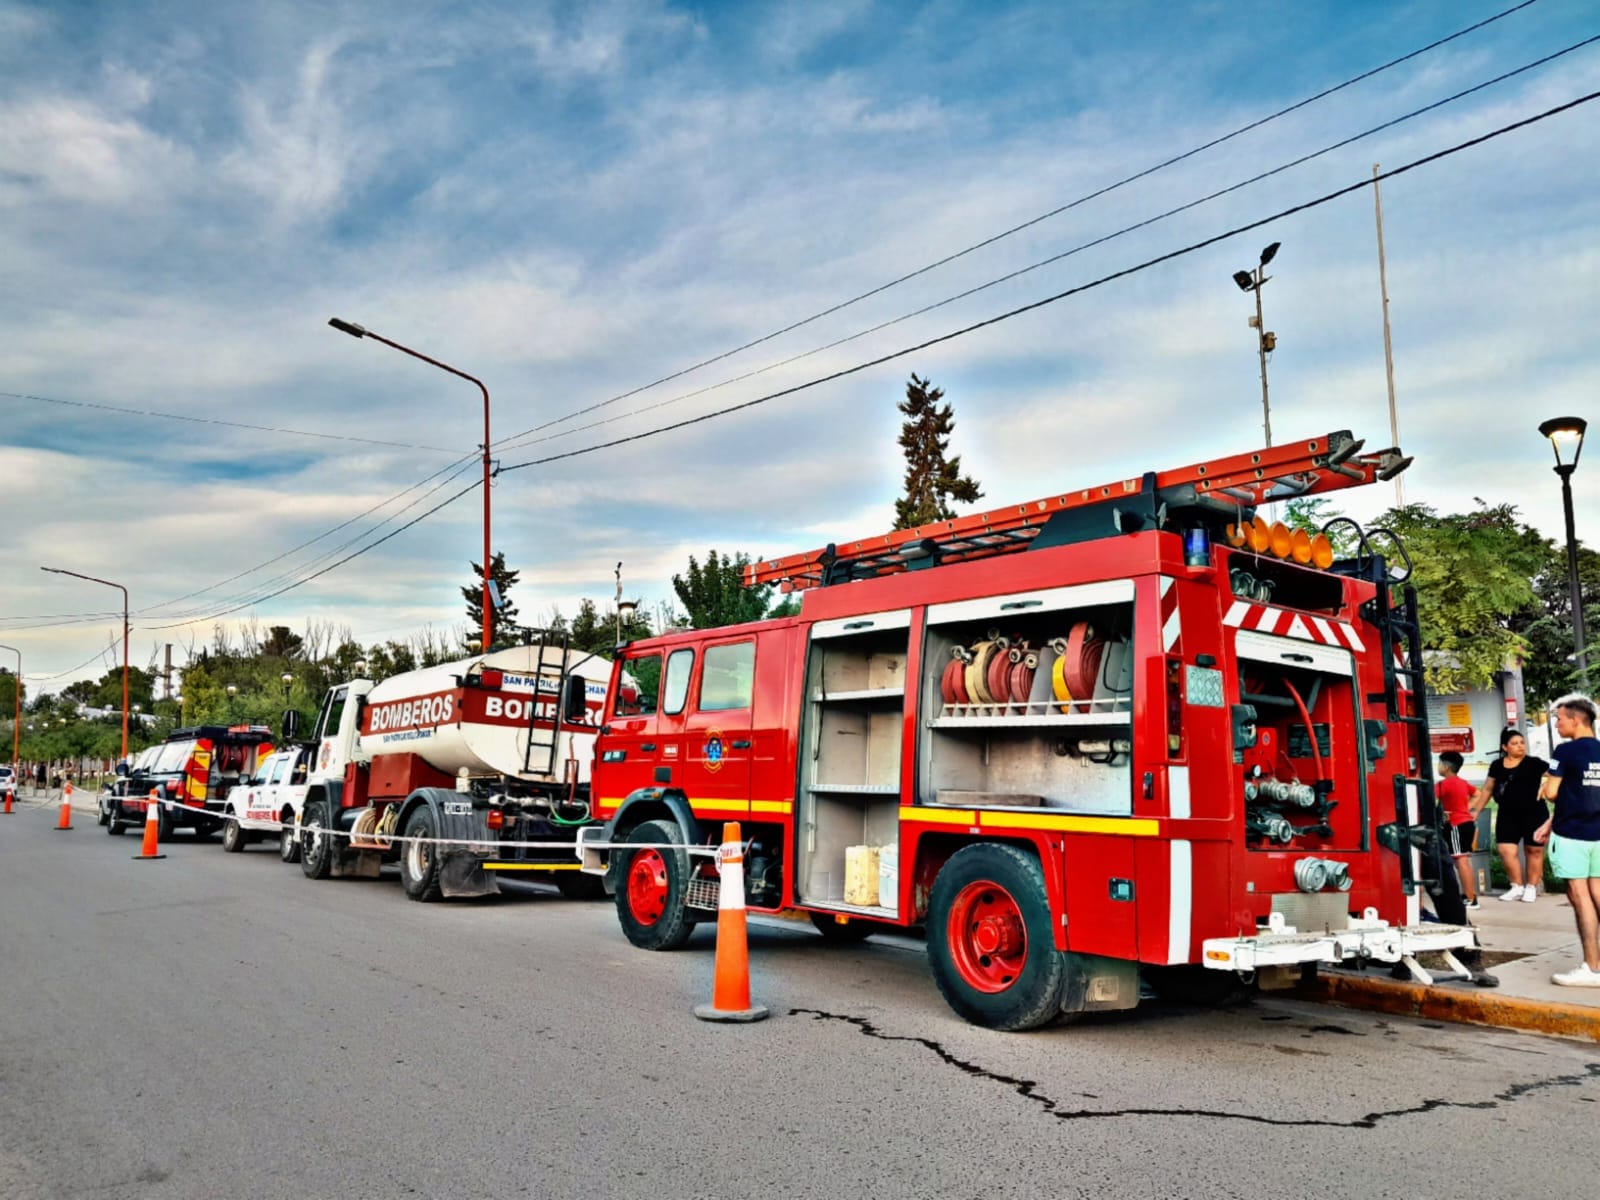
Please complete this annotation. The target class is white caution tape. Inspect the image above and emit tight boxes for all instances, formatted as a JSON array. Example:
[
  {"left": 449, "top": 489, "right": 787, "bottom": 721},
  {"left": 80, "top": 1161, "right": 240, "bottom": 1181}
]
[{"left": 146, "top": 797, "right": 716, "bottom": 857}]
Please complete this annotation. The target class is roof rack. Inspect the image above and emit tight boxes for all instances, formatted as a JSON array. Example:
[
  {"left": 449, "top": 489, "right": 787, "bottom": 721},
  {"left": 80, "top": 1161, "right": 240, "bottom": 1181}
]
[{"left": 746, "top": 430, "right": 1409, "bottom": 592}]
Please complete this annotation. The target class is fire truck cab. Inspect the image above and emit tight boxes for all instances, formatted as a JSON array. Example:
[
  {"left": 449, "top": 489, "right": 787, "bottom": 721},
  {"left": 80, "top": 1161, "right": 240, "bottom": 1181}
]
[{"left": 588, "top": 431, "right": 1476, "bottom": 1030}]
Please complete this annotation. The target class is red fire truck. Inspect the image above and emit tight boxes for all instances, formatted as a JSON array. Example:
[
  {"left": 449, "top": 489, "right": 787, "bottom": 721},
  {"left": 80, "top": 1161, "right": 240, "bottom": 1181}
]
[{"left": 583, "top": 430, "right": 1476, "bottom": 1030}]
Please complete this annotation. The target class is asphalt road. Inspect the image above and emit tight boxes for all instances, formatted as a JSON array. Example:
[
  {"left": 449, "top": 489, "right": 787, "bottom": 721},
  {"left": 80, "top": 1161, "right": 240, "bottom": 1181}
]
[{"left": 3, "top": 803, "right": 1598, "bottom": 1200}]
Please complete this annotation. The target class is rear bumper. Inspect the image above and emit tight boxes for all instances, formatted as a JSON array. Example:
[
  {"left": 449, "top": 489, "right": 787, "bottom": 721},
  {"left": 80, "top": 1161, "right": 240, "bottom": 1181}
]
[{"left": 1202, "top": 909, "right": 1477, "bottom": 972}]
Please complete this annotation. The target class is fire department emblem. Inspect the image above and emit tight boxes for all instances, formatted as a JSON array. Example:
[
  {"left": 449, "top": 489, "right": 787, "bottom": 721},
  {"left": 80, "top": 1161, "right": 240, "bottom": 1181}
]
[{"left": 703, "top": 730, "right": 725, "bottom": 773}]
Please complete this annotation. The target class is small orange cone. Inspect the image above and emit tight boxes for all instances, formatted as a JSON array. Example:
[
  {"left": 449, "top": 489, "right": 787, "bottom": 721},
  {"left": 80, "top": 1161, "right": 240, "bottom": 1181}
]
[
  {"left": 54, "top": 780, "right": 75, "bottom": 831},
  {"left": 3, "top": 783, "right": 13, "bottom": 815},
  {"left": 694, "top": 821, "right": 769, "bottom": 1023},
  {"left": 133, "top": 788, "right": 166, "bottom": 861}
]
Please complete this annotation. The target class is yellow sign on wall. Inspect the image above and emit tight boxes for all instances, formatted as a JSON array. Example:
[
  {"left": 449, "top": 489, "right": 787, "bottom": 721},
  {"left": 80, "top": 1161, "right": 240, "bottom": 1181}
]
[{"left": 1446, "top": 702, "right": 1473, "bottom": 727}]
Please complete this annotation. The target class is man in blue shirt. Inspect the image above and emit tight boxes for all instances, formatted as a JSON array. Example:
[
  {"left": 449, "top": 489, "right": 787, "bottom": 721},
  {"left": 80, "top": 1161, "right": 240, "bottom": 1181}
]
[{"left": 1536, "top": 693, "right": 1600, "bottom": 987}]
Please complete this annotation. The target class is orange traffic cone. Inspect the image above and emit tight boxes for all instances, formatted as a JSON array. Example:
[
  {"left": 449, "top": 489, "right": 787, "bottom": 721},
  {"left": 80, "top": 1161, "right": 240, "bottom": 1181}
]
[
  {"left": 694, "top": 821, "right": 769, "bottom": 1023},
  {"left": 54, "top": 780, "right": 75, "bottom": 831},
  {"left": 133, "top": 788, "right": 166, "bottom": 861},
  {"left": 3, "top": 783, "right": 13, "bottom": 815}
]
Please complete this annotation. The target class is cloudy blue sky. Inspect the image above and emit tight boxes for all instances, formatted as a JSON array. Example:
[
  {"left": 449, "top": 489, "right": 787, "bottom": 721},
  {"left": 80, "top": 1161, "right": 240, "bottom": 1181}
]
[{"left": 2, "top": 0, "right": 1597, "bottom": 689}]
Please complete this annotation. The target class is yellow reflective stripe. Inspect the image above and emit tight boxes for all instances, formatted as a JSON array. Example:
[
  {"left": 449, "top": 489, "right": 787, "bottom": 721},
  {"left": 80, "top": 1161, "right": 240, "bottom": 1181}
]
[
  {"left": 481, "top": 862, "right": 583, "bottom": 871},
  {"left": 750, "top": 800, "right": 792, "bottom": 814},
  {"left": 900, "top": 806, "right": 977, "bottom": 825},
  {"left": 978, "top": 812, "right": 1160, "bottom": 836}
]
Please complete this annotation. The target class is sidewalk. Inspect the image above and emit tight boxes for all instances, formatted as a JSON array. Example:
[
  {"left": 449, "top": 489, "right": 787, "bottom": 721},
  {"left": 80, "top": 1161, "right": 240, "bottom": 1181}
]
[{"left": 1299, "top": 886, "right": 1600, "bottom": 1042}]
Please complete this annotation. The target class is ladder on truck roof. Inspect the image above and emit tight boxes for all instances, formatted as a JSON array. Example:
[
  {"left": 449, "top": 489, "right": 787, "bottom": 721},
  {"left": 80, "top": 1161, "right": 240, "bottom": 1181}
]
[{"left": 746, "top": 429, "right": 1411, "bottom": 592}]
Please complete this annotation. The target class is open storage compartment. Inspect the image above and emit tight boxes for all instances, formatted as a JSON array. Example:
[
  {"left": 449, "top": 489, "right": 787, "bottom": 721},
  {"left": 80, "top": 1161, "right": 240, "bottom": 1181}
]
[
  {"left": 919, "top": 582, "right": 1136, "bottom": 815},
  {"left": 797, "top": 611, "right": 910, "bottom": 916}
]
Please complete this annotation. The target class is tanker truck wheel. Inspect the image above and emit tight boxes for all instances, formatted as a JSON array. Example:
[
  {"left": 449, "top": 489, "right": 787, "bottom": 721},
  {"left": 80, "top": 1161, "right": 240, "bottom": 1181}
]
[
  {"left": 927, "top": 843, "right": 1069, "bottom": 1031},
  {"left": 400, "top": 807, "right": 443, "bottom": 902},
  {"left": 615, "top": 819, "right": 696, "bottom": 951},
  {"left": 300, "top": 802, "right": 335, "bottom": 880}
]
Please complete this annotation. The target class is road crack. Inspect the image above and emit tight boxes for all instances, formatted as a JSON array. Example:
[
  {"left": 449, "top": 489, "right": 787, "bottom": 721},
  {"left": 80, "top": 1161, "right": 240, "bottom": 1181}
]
[{"left": 790, "top": 1008, "right": 1600, "bottom": 1128}]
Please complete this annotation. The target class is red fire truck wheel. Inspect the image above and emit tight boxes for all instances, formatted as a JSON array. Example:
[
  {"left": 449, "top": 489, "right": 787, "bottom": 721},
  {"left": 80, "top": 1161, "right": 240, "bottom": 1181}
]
[
  {"left": 927, "top": 843, "right": 1069, "bottom": 1031},
  {"left": 615, "top": 819, "right": 697, "bottom": 951}
]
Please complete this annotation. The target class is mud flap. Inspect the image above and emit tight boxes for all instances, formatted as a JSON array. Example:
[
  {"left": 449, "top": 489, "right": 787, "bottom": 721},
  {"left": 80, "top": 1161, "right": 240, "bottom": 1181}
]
[
  {"left": 330, "top": 849, "right": 383, "bottom": 879},
  {"left": 440, "top": 853, "right": 499, "bottom": 898},
  {"left": 1060, "top": 953, "right": 1140, "bottom": 1014}
]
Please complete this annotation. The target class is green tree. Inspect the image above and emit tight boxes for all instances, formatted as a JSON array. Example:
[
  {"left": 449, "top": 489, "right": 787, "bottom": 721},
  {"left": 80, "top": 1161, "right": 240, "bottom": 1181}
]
[
  {"left": 462, "top": 552, "right": 525, "bottom": 652},
  {"left": 892, "top": 373, "right": 983, "bottom": 530},
  {"left": 1380, "top": 503, "right": 1545, "bottom": 694},
  {"left": 261, "top": 625, "right": 305, "bottom": 659},
  {"left": 673, "top": 550, "right": 774, "bottom": 629},
  {"left": 90, "top": 666, "right": 154, "bottom": 711}
]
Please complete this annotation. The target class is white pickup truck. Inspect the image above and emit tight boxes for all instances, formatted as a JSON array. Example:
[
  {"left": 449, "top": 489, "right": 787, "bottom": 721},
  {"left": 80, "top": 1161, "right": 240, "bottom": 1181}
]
[{"left": 222, "top": 745, "right": 312, "bottom": 861}]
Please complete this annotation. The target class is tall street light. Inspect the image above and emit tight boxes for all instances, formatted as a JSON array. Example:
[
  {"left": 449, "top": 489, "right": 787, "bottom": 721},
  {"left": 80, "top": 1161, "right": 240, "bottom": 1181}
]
[
  {"left": 0, "top": 643, "right": 20, "bottom": 771},
  {"left": 329, "top": 317, "right": 494, "bottom": 656},
  {"left": 41, "top": 568, "right": 129, "bottom": 761},
  {"left": 1539, "top": 416, "right": 1589, "bottom": 686},
  {"left": 1232, "top": 241, "right": 1281, "bottom": 447}
]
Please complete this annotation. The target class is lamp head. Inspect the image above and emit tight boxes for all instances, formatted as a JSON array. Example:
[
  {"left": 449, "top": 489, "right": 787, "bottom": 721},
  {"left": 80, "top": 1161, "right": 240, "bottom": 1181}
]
[
  {"left": 328, "top": 317, "right": 367, "bottom": 339},
  {"left": 1538, "top": 416, "right": 1587, "bottom": 472},
  {"left": 1232, "top": 270, "right": 1255, "bottom": 292},
  {"left": 617, "top": 599, "right": 639, "bottom": 624},
  {"left": 1259, "top": 241, "right": 1280, "bottom": 266},
  {"left": 281, "top": 672, "right": 294, "bottom": 685}
]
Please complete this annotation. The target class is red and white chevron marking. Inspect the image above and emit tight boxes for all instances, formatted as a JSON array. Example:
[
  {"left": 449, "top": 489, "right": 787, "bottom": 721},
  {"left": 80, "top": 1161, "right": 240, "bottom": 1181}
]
[
  {"left": 1222, "top": 600, "right": 1367, "bottom": 651},
  {"left": 1159, "top": 576, "right": 1181, "bottom": 654}
]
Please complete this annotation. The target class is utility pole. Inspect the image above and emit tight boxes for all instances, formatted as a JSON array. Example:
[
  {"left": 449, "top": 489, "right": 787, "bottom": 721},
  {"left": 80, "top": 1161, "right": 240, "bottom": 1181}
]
[{"left": 1373, "top": 164, "right": 1403, "bottom": 507}]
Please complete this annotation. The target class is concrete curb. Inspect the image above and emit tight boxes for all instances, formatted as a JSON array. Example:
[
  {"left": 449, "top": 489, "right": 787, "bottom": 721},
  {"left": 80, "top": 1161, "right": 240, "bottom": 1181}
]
[{"left": 1299, "top": 971, "right": 1600, "bottom": 1043}]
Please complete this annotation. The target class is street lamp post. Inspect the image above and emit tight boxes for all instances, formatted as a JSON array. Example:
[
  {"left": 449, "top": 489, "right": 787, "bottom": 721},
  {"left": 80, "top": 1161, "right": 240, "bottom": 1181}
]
[
  {"left": 0, "top": 643, "right": 20, "bottom": 771},
  {"left": 329, "top": 317, "right": 494, "bottom": 656},
  {"left": 1232, "top": 242, "right": 1282, "bottom": 448},
  {"left": 226, "top": 684, "right": 239, "bottom": 720},
  {"left": 281, "top": 672, "right": 294, "bottom": 704},
  {"left": 613, "top": 562, "right": 639, "bottom": 646},
  {"left": 1539, "top": 416, "right": 1589, "bottom": 687},
  {"left": 41, "top": 567, "right": 129, "bottom": 761}
]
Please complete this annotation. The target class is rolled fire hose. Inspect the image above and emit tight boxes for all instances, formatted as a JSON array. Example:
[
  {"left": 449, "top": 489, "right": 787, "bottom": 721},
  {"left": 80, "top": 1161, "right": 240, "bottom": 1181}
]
[
  {"left": 1049, "top": 638, "right": 1072, "bottom": 713},
  {"left": 985, "top": 646, "right": 1013, "bottom": 710},
  {"left": 966, "top": 634, "right": 1006, "bottom": 706},
  {"left": 1008, "top": 652, "right": 1037, "bottom": 711},
  {"left": 940, "top": 657, "right": 963, "bottom": 705}
]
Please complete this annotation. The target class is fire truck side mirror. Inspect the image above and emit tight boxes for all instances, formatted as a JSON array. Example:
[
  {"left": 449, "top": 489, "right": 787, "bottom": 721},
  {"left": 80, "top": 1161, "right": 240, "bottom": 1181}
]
[
  {"left": 282, "top": 709, "right": 302, "bottom": 741},
  {"left": 1231, "top": 704, "right": 1258, "bottom": 751},
  {"left": 562, "top": 675, "right": 589, "bottom": 723}
]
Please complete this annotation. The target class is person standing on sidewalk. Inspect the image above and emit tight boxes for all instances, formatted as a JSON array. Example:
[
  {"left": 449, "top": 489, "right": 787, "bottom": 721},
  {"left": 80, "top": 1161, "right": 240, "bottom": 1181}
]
[
  {"left": 1473, "top": 728, "right": 1549, "bottom": 902},
  {"left": 1535, "top": 694, "right": 1600, "bottom": 987},
  {"left": 1436, "top": 751, "right": 1480, "bottom": 909}
]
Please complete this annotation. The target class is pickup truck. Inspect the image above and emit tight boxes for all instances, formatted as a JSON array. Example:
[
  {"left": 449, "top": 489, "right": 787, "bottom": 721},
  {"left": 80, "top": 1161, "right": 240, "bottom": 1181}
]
[{"left": 222, "top": 744, "right": 311, "bottom": 860}]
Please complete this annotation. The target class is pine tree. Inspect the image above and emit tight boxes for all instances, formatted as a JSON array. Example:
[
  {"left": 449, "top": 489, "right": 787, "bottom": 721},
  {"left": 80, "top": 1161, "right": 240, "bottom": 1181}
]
[
  {"left": 461, "top": 552, "right": 524, "bottom": 652},
  {"left": 673, "top": 550, "right": 774, "bottom": 629},
  {"left": 893, "top": 373, "right": 983, "bottom": 530}
]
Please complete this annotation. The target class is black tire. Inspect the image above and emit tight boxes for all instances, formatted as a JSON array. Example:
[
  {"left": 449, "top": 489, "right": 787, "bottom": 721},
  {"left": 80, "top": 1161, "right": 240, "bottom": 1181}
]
[
  {"left": 97, "top": 796, "right": 111, "bottom": 827},
  {"left": 157, "top": 804, "right": 175, "bottom": 843},
  {"left": 107, "top": 802, "right": 127, "bottom": 837},
  {"left": 278, "top": 813, "right": 302, "bottom": 863},
  {"left": 300, "top": 801, "right": 335, "bottom": 880},
  {"left": 614, "top": 819, "right": 697, "bottom": 951},
  {"left": 810, "top": 911, "right": 876, "bottom": 942},
  {"left": 1145, "top": 965, "right": 1255, "bottom": 1008},
  {"left": 222, "top": 816, "right": 246, "bottom": 853},
  {"left": 554, "top": 872, "right": 609, "bottom": 900},
  {"left": 927, "top": 843, "right": 1069, "bottom": 1031},
  {"left": 399, "top": 806, "right": 443, "bottom": 902}
]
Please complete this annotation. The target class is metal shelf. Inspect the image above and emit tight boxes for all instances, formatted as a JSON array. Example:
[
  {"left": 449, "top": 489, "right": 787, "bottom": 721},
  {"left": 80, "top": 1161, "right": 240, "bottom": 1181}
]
[
  {"left": 928, "top": 707, "right": 1131, "bottom": 729},
  {"left": 811, "top": 688, "right": 904, "bottom": 703},
  {"left": 806, "top": 783, "right": 899, "bottom": 795}
]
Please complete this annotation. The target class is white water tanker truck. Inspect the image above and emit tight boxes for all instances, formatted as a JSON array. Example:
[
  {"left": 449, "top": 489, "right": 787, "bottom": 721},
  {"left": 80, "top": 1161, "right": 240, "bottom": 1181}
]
[{"left": 293, "top": 638, "right": 611, "bottom": 900}]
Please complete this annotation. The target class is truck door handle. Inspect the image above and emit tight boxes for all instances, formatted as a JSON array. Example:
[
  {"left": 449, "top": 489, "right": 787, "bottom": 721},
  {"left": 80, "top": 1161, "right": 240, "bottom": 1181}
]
[
  {"left": 731, "top": 740, "right": 752, "bottom": 750},
  {"left": 641, "top": 742, "right": 657, "bottom": 751}
]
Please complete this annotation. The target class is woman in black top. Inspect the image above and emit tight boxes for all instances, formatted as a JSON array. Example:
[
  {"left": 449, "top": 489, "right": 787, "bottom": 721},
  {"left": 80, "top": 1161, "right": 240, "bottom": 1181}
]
[{"left": 1472, "top": 728, "right": 1550, "bottom": 900}]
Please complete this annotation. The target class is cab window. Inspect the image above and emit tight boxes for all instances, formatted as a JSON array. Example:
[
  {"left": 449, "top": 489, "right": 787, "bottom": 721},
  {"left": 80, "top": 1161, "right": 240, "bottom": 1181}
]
[
  {"left": 318, "top": 687, "right": 348, "bottom": 742},
  {"left": 698, "top": 642, "right": 755, "bottom": 712},
  {"left": 662, "top": 648, "right": 695, "bottom": 716},
  {"left": 616, "top": 654, "right": 662, "bottom": 716}
]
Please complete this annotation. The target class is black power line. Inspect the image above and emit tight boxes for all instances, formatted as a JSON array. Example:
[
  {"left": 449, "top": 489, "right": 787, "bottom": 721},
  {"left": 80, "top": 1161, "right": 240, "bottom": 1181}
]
[
  {"left": 0, "top": 390, "right": 468, "bottom": 455},
  {"left": 488, "top": 0, "right": 1544, "bottom": 451}
]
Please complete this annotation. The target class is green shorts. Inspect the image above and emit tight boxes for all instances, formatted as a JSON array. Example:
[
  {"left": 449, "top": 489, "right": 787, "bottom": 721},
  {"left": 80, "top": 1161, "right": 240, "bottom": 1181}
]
[{"left": 1546, "top": 833, "right": 1600, "bottom": 879}]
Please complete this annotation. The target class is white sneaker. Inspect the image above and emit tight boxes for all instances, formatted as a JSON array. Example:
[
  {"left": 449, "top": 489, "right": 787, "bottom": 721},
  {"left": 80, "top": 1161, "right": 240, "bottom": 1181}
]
[
  {"left": 1551, "top": 963, "right": 1600, "bottom": 987},
  {"left": 1522, "top": 885, "right": 1539, "bottom": 903},
  {"left": 1498, "top": 885, "right": 1526, "bottom": 902}
]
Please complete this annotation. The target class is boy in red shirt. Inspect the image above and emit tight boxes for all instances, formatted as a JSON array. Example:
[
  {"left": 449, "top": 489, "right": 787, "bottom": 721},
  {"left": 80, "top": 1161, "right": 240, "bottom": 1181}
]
[{"left": 1437, "top": 751, "right": 1480, "bottom": 910}]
